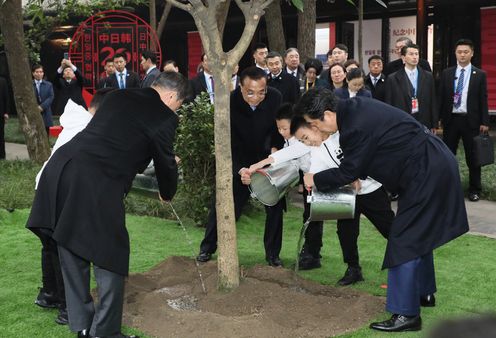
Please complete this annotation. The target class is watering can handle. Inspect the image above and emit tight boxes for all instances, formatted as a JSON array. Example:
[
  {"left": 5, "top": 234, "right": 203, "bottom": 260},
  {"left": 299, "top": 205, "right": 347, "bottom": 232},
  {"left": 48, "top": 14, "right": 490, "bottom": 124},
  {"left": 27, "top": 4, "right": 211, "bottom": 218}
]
[{"left": 306, "top": 188, "right": 313, "bottom": 203}]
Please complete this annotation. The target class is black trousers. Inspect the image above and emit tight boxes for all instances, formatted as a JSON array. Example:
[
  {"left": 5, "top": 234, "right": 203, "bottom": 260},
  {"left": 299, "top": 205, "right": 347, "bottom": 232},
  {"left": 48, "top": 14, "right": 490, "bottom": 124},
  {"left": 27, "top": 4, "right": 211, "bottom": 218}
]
[
  {"left": 200, "top": 177, "right": 285, "bottom": 259},
  {"left": 302, "top": 188, "right": 324, "bottom": 258},
  {"left": 443, "top": 115, "right": 482, "bottom": 193},
  {"left": 33, "top": 229, "right": 66, "bottom": 307},
  {"left": 337, "top": 187, "right": 393, "bottom": 267},
  {"left": 58, "top": 245, "right": 125, "bottom": 337},
  {"left": 0, "top": 115, "right": 5, "bottom": 159}
]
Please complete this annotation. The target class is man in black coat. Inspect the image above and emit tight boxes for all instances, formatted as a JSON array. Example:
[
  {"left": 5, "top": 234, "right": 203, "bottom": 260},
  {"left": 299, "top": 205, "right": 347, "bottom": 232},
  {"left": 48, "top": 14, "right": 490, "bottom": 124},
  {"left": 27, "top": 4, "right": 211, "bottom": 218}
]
[
  {"left": 439, "top": 38, "right": 490, "bottom": 202},
  {"left": 364, "top": 55, "right": 387, "bottom": 102},
  {"left": 385, "top": 44, "right": 438, "bottom": 131},
  {"left": 54, "top": 58, "right": 87, "bottom": 115},
  {"left": 297, "top": 88, "right": 468, "bottom": 332},
  {"left": 196, "top": 66, "right": 285, "bottom": 266},
  {"left": 140, "top": 50, "right": 161, "bottom": 88},
  {"left": 26, "top": 72, "right": 189, "bottom": 338},
  {"left": 102, "top": 53, "right": 140, "bottom": 89},
  {"left": 0, "top": 76, "right": 9, "bottom": 159},
  {"left": 384, "top": 37, "right": 432, "bottom": 76},
  {"left": 266, "top": 51, "right": 300, "bottom": 104}
]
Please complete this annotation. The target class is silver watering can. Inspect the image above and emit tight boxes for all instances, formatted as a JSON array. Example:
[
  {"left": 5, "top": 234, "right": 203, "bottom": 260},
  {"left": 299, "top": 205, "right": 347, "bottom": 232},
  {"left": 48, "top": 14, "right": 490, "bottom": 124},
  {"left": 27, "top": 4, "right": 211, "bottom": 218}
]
[
  {"left": 307, "top": 186, "right": 356, "bottom": 221},
  {"left": 249, "top": 160, "right": 300, "bottom": 206}
]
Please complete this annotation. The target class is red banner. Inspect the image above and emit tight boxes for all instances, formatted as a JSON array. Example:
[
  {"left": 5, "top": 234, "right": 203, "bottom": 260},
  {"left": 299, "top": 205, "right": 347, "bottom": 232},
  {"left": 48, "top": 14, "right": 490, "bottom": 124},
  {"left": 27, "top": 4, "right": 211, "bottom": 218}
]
[{"left": 481, "top": 7, "right": 496, "bottom": 113}]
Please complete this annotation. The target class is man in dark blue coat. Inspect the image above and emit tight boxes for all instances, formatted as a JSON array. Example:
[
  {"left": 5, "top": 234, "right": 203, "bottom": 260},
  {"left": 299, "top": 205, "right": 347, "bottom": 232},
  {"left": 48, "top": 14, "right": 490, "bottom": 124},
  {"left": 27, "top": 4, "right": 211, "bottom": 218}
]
[
  {"left": 296, "top": 88, "right": 469, "bottom": 332},
  {"left": 26, "top": 72, "right": 189, "bottom": 338}
]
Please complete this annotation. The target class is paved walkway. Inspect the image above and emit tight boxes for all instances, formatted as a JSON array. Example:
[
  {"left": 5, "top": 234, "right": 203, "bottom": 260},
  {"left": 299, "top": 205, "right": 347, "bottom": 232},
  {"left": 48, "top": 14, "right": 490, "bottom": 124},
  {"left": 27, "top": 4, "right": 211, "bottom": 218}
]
[{"left": 5, "top": 142, "right": 496, "bottom": 239}]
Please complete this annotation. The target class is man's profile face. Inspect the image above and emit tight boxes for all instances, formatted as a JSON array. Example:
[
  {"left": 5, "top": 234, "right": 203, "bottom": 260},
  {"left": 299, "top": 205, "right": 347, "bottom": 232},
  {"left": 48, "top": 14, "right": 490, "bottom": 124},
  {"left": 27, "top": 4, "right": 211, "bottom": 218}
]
[
  {"left": 304, "top": 110, "right": 338, "bottom": 135},
  {"left": 105, "top": 62, "right": 115, "bottom": 75},
  {"left": 240, "top": 77, "right": 267, "bottom": 107},
  {"left": 401, "top": 47, "right": 419, "bottom": 68},
  {"left": 455, "top": 45, "right": 474, "bottom": 65},
  {"left": 202, "top": 55, "right": 210, "bottom": 73},
  {"left": 267, "top": 57, "right": 282, "bottom": 76},
  {"left": 140, "top": 56, "right": 151, "bottom": 72},
  {"left": 161, "top": 90, "right": 183, "bottom": 112},
  {"left": 113, "top": 56, "right": 127, "bottom": 72},
  {"left": 253, "top": 48, "right": 268, "bottom": 66}
]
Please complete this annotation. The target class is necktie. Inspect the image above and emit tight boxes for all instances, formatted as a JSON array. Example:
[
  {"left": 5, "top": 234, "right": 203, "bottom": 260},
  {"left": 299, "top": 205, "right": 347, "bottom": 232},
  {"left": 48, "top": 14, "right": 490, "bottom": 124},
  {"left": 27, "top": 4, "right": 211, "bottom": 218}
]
[
  {"left": 373, "top": 77, "right": 378, "bottom": 86},
  {"left": 119, "top": 73, "right": 125, "bottom": 89},
  {"left": 454, "top": 68, "right": 465, "bottom": 108},
  {"left": 291, "top": 71, "right": 296, "bottom": 77},
  {"left": 210, "top": 76, "right": 215, "bottom": 92},
  {"left": 36, "top": 81, "right": 41, "bottom": 95},
  {"left": 409, "top": 71, "right": 417, "bottom": 96}
]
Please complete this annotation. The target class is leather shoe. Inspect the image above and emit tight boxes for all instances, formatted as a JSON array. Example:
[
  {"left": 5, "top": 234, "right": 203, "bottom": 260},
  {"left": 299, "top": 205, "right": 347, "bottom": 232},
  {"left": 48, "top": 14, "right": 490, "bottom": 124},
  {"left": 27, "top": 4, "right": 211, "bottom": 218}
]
[
  {"left": 390, "top": 193, "right": 399, "bottom": 201},
  {"left": 267, "top": 256, "right": 283, "bottom": 267},
  {"left": 370, "top": 314, "right": 421, "bottom": 332},
  {"left": 420, "top": 294, "right": 436, "bottom": 307},
  {"left": 77, "top": 329, "right": 90, "bottom": 338},
  {"left": 55, "top": 308, "right": 68, "bottom": 325},
  {"left": 298, "top": 256, "right": 321, "bottom": 270},
  {"left": 35, "top": 289, "right": 60, "bottom": 309},
  {"left": 337, "top": 266, "right": 364, "bottom": 286},
  {"left": 469, "top": 193, "right": 480, "bottom": 202},
  {"left": 94, "top": 334, "right": 139, "bottom": 338},
  {"left": 196, "top": 251, "right": 212, "bottom": 262}
]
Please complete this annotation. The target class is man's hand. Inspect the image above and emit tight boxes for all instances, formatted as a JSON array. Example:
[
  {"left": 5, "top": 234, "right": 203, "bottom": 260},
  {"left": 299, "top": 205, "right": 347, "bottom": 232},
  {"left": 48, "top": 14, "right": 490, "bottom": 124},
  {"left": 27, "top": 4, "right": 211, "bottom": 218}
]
[
  {"left": 303, "top": 173, "right": 315, "bottom": 191},
  {"left": 38, "top": 105, "right": 43, "bottom": 113},
  {"left": 3, "top": 113, "right": 8, "bottom": 121},
  {"left": 480, "top": 125, "right": 489, "bottom": 133},
  {"left": 351, "top": 179, "right": 361, "bottom": 193}
]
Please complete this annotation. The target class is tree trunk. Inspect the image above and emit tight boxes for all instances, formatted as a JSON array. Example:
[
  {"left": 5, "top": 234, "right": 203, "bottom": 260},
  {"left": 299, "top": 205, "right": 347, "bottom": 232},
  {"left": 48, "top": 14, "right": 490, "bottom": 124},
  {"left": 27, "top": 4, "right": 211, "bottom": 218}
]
[
  {"left": 150, "top": 0, "right": 157, "bottom": 30},
  {"left": 358, "top": 0, "right": 363, "bottom": 66},
  {"left": 297, "top": 0, "right": 316, "bottom": 63},
  {"left": 264, "top": 0, "right": 285, "bottom": 54},
  {"left": 216, "top": 0, "right": 231, "bottom": 41},
  {"left": 156, "top": 2, "right": 172, "bottom": 40},
  {"left": 0, "top": 0, "right": 50, "bottom": 163}
]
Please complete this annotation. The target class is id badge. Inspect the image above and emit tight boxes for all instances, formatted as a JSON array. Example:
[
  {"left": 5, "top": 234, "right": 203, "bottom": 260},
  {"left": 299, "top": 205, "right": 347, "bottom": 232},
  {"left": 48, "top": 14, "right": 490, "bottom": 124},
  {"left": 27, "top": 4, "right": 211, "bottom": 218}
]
[{"left": 411, "top": 97, "right": 419, "bottom": 114}]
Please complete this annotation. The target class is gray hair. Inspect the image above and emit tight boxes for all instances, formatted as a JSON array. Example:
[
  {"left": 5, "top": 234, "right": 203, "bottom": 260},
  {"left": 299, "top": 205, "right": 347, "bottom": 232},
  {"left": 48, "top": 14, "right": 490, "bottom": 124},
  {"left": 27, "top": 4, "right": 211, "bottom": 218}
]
[
  {"left": 152, "top": 71, "right": 190, "bottom": 101},
  {"left": 284, "top": 47, "right": 299, "bottom": 58}
]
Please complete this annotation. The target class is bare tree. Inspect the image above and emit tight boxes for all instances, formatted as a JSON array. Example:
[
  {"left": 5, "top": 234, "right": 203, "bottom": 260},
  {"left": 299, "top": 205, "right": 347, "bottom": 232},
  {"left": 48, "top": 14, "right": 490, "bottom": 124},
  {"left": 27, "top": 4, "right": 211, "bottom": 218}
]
[
  {"left": 156, "top": 2, "right": 172, "bottom": 40},
  {"left": 297, "top": 0, "right": 316, "bottom": 63},
  {"left": 150, "top": 0, "right": 157, "bottom": 30},
  {"left": 0, "top": 0, "right": 51, "bottom": 163},
  {"left": 166, "top": 0, "right": 274, "bottom": 290},
  {"left": 264, "top": 0, "right": 285, "bottom": 53}
]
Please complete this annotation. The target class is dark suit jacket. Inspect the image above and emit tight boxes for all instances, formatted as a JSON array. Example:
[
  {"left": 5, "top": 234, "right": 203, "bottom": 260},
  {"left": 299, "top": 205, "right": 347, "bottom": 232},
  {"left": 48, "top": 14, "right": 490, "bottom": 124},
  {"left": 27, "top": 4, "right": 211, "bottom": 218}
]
[
  {"left": 190, "top": 71, "right": 209, "bottom": 99},
  {"left": 364, "top": 73, "right": 387, "bottom": 102},
  {"left": 26, "top": 88, "right": 178, "bottom": 275},
  {"left": 333, "top": 87, "right": 372, "bottom": 100},
  {"left": 268, "top": 71, "right": 300, "bottom": 104},
  {"left": 102, "top": 70, "right": 140, "bottom": 89},
  {"left": 54, "top": 68, "right": 87, "bottom": 115},
  {"left": 313, "top": 97, "right": 468, "bottom": 268},
  {"left": 384, "top": 58, "right": 432, "bottom": 76},
  {"left": 438, "top": 65, "right": 489, "bottom": 129},
  {"left": 385, "top": 67, "right": 437, "bottom": 129},
  {"left": 140, "top": 67, "right": 161, "bottom": 88},
  {"left": 33, "top": 80, "right": 54, "bottom": 127},
  {"left": 230, "top": 86, "right": 283, "bottom": 174}
]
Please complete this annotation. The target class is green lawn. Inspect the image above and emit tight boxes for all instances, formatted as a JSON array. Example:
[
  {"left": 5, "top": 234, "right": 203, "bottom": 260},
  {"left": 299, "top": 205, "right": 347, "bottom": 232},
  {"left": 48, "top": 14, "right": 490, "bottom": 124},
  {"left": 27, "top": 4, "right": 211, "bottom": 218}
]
[{"left": 1, "top": 204, "right": 495, "bottom": 338}]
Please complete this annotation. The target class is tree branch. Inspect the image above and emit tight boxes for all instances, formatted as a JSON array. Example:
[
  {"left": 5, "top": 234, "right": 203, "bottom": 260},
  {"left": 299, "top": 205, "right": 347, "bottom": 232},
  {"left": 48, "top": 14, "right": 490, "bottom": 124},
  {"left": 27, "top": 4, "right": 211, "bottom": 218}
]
[
  {"left": 156, "top": 2, "right": 172, "bottom": 39},
  {"left": 165, "top": 0, "right": 191, "bottom": 11}
]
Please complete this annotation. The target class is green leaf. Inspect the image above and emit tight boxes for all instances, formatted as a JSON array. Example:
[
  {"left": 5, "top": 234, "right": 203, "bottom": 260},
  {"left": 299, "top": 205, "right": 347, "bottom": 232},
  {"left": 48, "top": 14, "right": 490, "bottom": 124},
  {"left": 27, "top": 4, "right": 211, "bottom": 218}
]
[{"left": 290, "top": 0, "right": 304, "bottom": 12}]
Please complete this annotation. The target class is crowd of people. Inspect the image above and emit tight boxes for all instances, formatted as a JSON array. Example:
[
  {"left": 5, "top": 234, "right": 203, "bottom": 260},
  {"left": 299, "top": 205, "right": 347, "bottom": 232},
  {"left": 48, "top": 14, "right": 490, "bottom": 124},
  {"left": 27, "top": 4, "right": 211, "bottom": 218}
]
[{"left": 0, "top": 36, "right": 488, "bottom": 336}]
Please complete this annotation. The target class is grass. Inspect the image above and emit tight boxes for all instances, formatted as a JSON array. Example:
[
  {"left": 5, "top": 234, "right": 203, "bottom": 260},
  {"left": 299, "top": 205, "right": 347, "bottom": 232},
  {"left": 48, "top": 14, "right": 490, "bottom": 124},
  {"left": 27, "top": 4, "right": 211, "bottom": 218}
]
[
  {"left": 4, "top": 116, "right": 58, "bottom": 146},
  {"left": 0, "top": 201, "right": 495, "bottom": 338}
]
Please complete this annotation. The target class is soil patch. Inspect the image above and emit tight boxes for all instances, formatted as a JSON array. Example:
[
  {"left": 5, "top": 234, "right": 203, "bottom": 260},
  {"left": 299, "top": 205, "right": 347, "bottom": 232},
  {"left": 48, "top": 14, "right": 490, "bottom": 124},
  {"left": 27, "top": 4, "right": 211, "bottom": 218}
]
[{"left": 123, "top": 256, "right": 384, "bottom": 338}]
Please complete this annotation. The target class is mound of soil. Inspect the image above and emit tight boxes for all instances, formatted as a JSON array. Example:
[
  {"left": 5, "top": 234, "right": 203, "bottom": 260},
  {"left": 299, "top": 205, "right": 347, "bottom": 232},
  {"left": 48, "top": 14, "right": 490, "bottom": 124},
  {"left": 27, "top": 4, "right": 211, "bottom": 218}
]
[{"left": 123, "top": 256, "right": 384, "bottom": 338}]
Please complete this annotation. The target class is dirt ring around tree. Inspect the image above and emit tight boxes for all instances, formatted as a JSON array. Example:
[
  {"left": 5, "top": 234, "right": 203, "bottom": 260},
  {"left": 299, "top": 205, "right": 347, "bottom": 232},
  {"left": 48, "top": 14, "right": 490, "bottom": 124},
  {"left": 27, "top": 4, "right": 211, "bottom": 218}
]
[{"left": 123, "top": 256, "right": 385, "bottom": 338}]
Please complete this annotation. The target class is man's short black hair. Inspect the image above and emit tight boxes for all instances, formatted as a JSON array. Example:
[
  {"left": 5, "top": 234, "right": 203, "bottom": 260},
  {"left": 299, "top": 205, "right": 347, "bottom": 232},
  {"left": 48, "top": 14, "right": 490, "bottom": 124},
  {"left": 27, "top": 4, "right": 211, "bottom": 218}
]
[
  {"left": 141, "top": 50, "right": 157, "bottom": 65},
  {"left": 455, "top": 38, "right": 474, "bottom": 51},
  {"left": 294, "top": 87, "right": 339, "bottom": 121},
  {"left": 266, "top": 51, "right": 282, "bottom": 61},
  {"left": 89, "top": 87, "right": 117, "bottom": 111},
  {"left": 113, "top": 53, "right": 126, "bottom": 61},
  {"left": 275, "top": 103, "right": 293, "bottom": 121},
  {"left": 152, "top": 71, "right": 190, "bottom": 101},
  {"left": 344, "top": 59, "right": 360, "bottom": 69},
  {"left": 304, "top": 58, "right": 323, "bottom": 75},
  {"left": 401, "top": 43, "right": 419, "bottom": 56},
  {"left": 105, "top": 59, "right": 114, "bottom": 65},
  {"left": 200, "top": 53, "right": 207, "bottom": 62},
  {"left": 368, "top": 55, "right": 384, "bottom": 64},
  {"left": 32, "top": 64, "right": 43, "bottom": 72},
  {"left": 290, "top": 115, "right": 310, "bottom": 135},
  {"left": 252, "top": 42, "right": 267, "bottom": 54},
  {"left": 164, "top": 59, "right": 177, "bottom": 67},
  {"left": 332, "top": 44, "right": 349, "bottom": 53},
  {"left": 239, "top": 66, "right": 267, "bottom": 85}
]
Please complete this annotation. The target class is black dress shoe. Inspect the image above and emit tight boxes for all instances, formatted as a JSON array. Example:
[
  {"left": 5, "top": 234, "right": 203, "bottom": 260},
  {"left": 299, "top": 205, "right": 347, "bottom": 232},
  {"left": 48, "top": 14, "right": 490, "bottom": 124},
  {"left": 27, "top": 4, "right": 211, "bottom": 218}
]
[
  {"left": 35, "top": 289, "right": 60, "bottom": 308},
  {"left": 267, "top": 256, "right": 283, "bottom": 267},
  {"left": 196, "top": 251, "right": 212, "bottom": 262},
  {"left": 77, "top": 329, "right": 90, "bottom": 338},
  {"left": 390, "top": 193, "right": 399, "bottom": 201},
  {"left": 298, "top": 256, "right": 321, "bottom": 270},
  {"left": 337, "top": 266, "right": 364, "bottom": 286},
  {"left": 420, "top": 294, "right": 436, "bottom": 307},
  {"left": 370, "top": 314, "right": 422, "bottom": 332},
  {"left": 55, "top": 308, "right": 68, "bottom": 325},
  {"left": 469, "top": 193, "right": 480, "bottom": 202}
]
